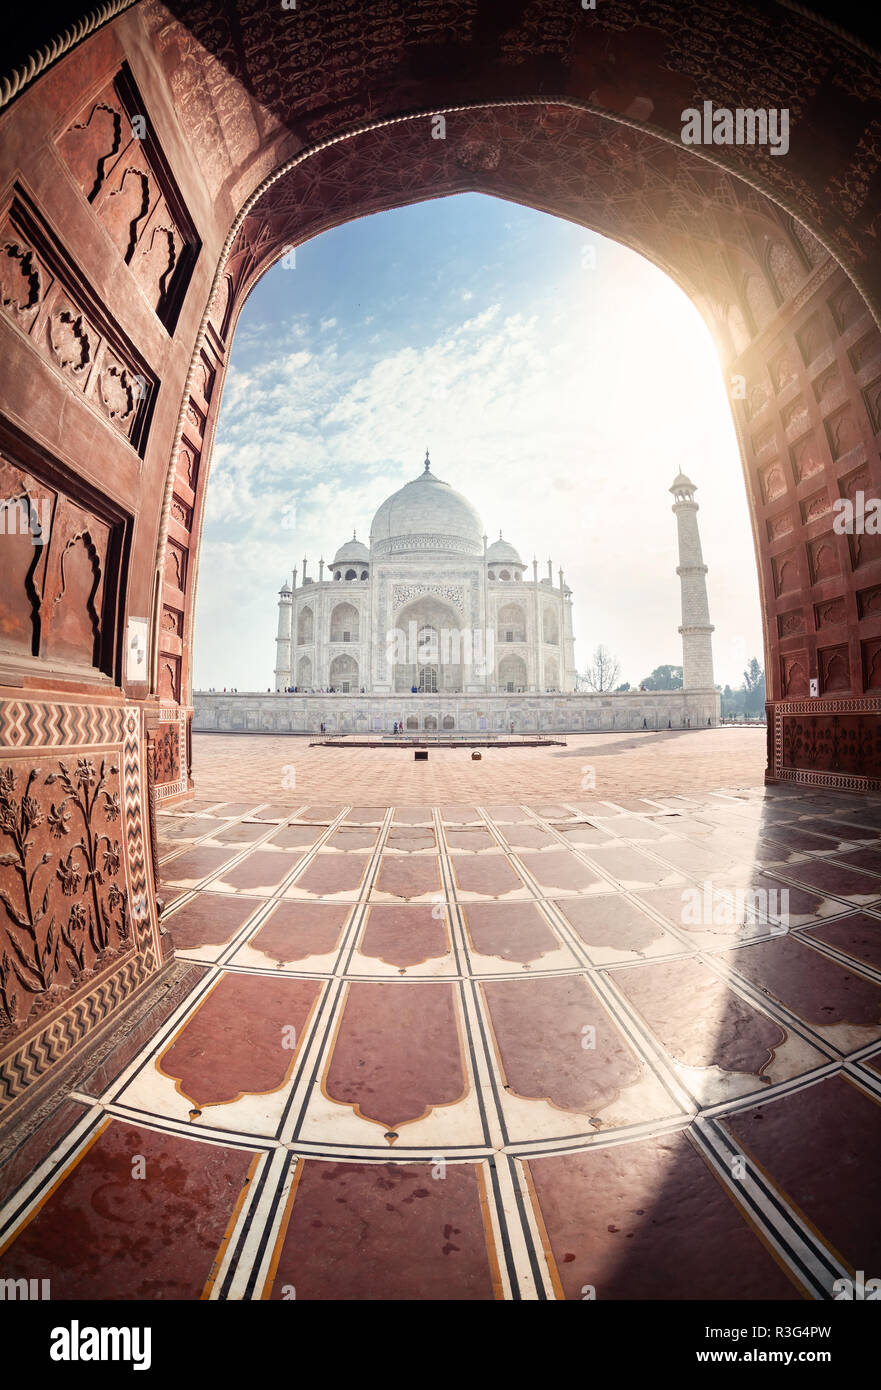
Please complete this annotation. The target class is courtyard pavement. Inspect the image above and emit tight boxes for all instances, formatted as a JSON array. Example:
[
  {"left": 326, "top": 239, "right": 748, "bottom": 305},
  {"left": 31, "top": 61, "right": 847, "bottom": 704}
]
[
  {"left": 1, "top": 729, "right": 880, "bottom": 1299},
  {"left": 189, "top": 726, "right": 770, "bottom": 804}
]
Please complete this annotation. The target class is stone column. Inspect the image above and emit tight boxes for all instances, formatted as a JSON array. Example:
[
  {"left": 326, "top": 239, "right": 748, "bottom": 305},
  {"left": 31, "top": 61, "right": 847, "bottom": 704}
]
[
  {"left": 670, "top": 472, "right": 715, "bottom": 689},
  {"left": 530, "top": 558, "right": 539, "bottom": 691},
  {"left": 366, "top": 571, "right": 374, "bottom": 691},
  {"left": 274, "top": 583, "right": 292, "bottom": 690},
  {"left": 316, "top": 582, "right": 327, "bottom": 688},
  {"left": 561, "top": 574, "right": 577, "bottom": 692}
]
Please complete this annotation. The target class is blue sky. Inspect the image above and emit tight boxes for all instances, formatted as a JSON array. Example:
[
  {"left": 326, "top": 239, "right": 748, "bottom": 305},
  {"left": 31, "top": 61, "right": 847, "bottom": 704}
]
[{"left": 193, "top": 192, "right": 763, "bottom": 691}]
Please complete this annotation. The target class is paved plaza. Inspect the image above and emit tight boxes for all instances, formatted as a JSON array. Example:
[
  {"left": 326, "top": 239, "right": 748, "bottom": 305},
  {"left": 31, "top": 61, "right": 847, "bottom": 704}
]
[
  {"left": 190, "top": 727, "right": 768, "bottom": 805},
  {"left": 2, "top": 729, "right": 880, "bottom": 1299}
]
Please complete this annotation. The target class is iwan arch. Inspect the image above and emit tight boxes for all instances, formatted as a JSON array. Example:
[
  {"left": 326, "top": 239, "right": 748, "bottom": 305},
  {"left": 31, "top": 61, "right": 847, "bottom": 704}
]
[{"left": 0, "top": 0, "right": 880, "bottom": 1123}]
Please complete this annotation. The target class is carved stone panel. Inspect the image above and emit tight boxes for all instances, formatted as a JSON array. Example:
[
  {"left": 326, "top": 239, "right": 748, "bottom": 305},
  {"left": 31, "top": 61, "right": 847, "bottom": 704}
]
[
  {"left": 807, "top": 534, "right": 840, "bottom": 585},
  {"left": 781, "top": 651, "right": 810, "bottom": 697},
  {"left": 158, "top": 654, "right": 181, "bottom": 703},
  {"left": 813, "top": 364, "right": 844, "bottom": 409},
  {"left": 862, "top": 377, "right": 881, "bottom": 433},
  {"left": 814, "top": 596, "right": 847, "bottom": 629},
  {"left": 766, "top": 510, "right": 794, "bottom": 541},
  {"left": 849, "top": 332, "right": 881, "bottom": 375},
  {"left": 392, "top": 583, "right": 465, "bottom": 614},
  {"left": 0, "top": 703, "right": 161, "bottom": 1119},
  {"left": 818, "top": 644, "right": 851, "bottom": 693},
  {"left": 0, "top": 236, "right": 52, "bottom": 333},
  {"left": 829, "top": 284, "right": 865, "bottom": 334},
  {"left": 790, "top": 430, "right": 825, "bottom": 485},
  {"left": 857, "top": 584, "right": 881, "bottom": 620},
  {"left": 800, "top": 489, "right": 831, "bottom": 525},
  {"left": 862, "top": 638, "right": 881, "bottom": 690},
  {"left": 165, "top": 540, "right": 187, "bottom": 596},
  {"left": 57, "top": 64, "right": 200, "bottom": 329},
  {"left": 772, "top": 548, "right": 800, "bottom": 597},
  {"left": 0, "top": 444, "right": 127, "bottom": 680},
  {"left": 796, "top": 315, "right": 825, "bottom": 366},
  {"left": 777, "top": 608, "right": 805, "bottom": 638},
  {"left": 760, "top": 459, "right": 788, "bottom": 504},
  {"left": 0, "top": 188, "right": 157, "bottom": 455},
  {"left": 780, "top": 709, "right": 881, "bottom": 782},
  {"left": 824, "top": 404, "right": 862, "bottom": 460}
]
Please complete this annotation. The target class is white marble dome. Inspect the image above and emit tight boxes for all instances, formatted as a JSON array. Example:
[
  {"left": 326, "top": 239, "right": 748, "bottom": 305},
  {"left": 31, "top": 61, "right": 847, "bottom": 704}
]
[
  {"left": 370, "top": 453, "right": 485, "bottom": 556},
  {"left": 487, "top": 533, "right": 523, "bottom": 566},
  {"left": 332, "top": 534, "right": 370, "bottom": 567}
]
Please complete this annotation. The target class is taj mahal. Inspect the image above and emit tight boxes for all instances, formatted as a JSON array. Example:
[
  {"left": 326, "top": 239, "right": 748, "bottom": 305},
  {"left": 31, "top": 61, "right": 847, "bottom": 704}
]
[
  {"left": 195, "top": 454, "right": 720, "bottom": 735},
  {"left": 275, "top": 451, "right": 576, "bottom": 696}
]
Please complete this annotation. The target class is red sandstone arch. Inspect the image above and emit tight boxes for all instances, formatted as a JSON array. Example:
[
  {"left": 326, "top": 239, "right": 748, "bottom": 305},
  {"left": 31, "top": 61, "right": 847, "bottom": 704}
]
[{"left": 1, "top": 0, "right": 881, "bottom": 1121}]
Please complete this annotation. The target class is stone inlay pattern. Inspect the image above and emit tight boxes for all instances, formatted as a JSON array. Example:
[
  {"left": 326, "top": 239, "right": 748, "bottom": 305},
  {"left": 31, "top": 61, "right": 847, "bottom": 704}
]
[{"left": 2, "top": 781, "right": 881, "bottom": 1299}]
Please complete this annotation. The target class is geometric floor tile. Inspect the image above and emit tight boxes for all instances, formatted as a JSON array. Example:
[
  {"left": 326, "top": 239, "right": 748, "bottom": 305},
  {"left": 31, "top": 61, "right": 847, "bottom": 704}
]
[
  {"left": 0, "top": 1121, "right": 258, "bottom": 1300},
  {"left": 4, "top": 749, "right": 881, "bottom": 1299}
]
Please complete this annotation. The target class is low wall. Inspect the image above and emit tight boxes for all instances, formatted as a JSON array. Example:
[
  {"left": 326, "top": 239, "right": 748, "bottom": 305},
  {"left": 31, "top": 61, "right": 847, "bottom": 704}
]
[{"left": 193, "top": 689, "right": 721, "bottom": 735}]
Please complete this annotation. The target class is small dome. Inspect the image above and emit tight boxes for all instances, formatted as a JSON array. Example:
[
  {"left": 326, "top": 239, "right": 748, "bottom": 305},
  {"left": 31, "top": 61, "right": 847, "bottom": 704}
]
[
  {"left": 487, "top": 532, "right": 523, "bottom": 566},
  {"left": 279, "top": 580, "right": 292, "bottom": 594},
  {"left": 332, "top": 532, "right": 370, "bottom": 566},
  {"left": 670, "top": 471, "right": 696, "bottom": 494}
]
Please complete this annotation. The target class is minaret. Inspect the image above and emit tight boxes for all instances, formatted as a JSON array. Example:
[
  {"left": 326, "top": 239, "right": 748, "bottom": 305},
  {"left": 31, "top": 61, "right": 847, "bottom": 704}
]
[
  {"left": 275, "top": 580, "right": 292, "bottom": 691},
  {"left": 670, "top": 472, "right": 715, "bottom": 689}
]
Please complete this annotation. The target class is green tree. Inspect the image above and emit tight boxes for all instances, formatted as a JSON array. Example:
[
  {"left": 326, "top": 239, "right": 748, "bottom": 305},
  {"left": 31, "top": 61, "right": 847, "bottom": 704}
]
[
  {"left": 640, "top": 664, "right": 683, "bottom": 691},
  {"left": 743, "top": 657, "right": 765, "bottom": 715}
]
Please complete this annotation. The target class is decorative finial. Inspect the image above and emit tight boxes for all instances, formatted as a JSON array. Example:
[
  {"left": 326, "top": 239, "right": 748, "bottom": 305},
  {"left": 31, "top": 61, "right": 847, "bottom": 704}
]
[
  {"left": 499, "top": 530, "right": 503, "bottom": 540},
  {"left": 353, "top": 528, "right": 357, "bottom": 540},
  {"left": 424, "top": 449, "right": 431, "bottom": 473}
]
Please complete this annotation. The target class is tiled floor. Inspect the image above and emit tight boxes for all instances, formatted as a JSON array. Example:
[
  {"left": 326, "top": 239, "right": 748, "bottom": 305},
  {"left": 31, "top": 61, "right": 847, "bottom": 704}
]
[
  {"left": 2, "top": 733, "right": 880, "bottom": 1299},
  {"left": 189, "top": 726, "right": 768, "bottom": 803}
]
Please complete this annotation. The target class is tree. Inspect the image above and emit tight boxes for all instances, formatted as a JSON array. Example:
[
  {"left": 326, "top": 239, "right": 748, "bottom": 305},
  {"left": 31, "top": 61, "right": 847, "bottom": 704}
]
[
  {"left": 640, "top": 664, "right": 683, "bottom": 691},
  {"left": 581, "top": 644, "right": 621, "bottom": 692},
  {"left": 742, "top": 657, "right": 765, "bottom": 715},
  {"left": 615, "top": 682, "right": 631, "bottom": 692}
]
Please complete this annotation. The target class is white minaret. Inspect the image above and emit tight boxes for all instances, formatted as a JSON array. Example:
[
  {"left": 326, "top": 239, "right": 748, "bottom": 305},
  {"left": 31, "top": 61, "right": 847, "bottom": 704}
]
[
  {"left": 275, "top": 580, "right": 293, "bottom": 691},
  {"left": 670, "top": 472, "right": 715, "bottom": 689}
]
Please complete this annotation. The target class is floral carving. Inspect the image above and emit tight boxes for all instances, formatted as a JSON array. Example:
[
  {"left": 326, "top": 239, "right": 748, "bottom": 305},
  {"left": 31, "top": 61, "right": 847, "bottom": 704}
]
[
  {"left": 0, "top": 767, "right": 58, "bottom": 1013},
  {"left": 97, "top": 363, "right": 135, "bottom": 422},
  {"left": 0, "top": 240, "right": 43, "bottom": 320},
  {"left": 49, "top": 308, "right": 92, "bottom": 373},
  {"left": 392, "top": 583, "right": 465, "bottom": 613},
  {"left": 0, "top": 757, "right": 130, "bottom": 1033}
]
